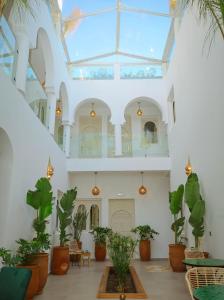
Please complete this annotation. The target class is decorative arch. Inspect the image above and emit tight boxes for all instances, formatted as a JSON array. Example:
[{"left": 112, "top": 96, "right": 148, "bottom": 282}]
[
  {"left": 0, "top": 128, "right": 13, "bottom": 245},
  {"left": 36, "top": 27, "right": 55, "bottom": 88}
]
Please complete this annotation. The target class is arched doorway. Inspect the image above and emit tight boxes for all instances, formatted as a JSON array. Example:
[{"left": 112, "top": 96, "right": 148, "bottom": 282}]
[{"left": 0, "top": 128, "right": 13, "bottom": 245}]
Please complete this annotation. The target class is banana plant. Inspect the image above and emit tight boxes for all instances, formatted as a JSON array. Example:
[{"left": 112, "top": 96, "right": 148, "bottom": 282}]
[
  {"left": 26, "top": 177, "right": 53, "bottom": 251},
  {"left": 57, "top": 188, "right": 77, "bottom": 246},
  {"left": 185, "top": 173, "right": 205, "bottom": 248},
  {"left": 169, "top": 184, "right": 185, "bottom": 244}
]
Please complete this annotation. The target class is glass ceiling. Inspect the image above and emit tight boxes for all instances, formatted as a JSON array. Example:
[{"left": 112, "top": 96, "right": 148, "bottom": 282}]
[{"left": 61, "top": 0, "right": 173, "bottom": 65}]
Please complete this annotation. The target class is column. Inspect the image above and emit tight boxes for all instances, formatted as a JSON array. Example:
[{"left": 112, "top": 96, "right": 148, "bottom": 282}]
[
  {"left": 62, "top": 121, "right": 72, "bottom": 158},
  {"left": 101, "top": 115, "right": 108, "bottom": 158},
  {"left": 114, "top": 123, "right": 122, "bottom": 156},
  {"left": 15, "top": 30, "right": 30, "bottom": 94},
  {"left": 45, "top": 86, "right": 56, "bottom": 135},
  {"left": 131, "top": 115, "right": 142, "bottom": 156}
]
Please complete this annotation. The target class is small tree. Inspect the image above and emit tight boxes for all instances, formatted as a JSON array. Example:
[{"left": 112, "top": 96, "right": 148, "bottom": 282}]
[
  {"left": 131, "top": 225, "right": 159, "bottom": 241},
  {"left": 169, "top": 184, "right": 185, "bottom": 244},
  {"left": 185, "top": 173, "right": 205, "bottom": 248},
  {"left": 57, "top": 188, "right": 77, "bottom": 246},
  {"left": 73, "top": 210, "right": 88, "bottom": 242}
]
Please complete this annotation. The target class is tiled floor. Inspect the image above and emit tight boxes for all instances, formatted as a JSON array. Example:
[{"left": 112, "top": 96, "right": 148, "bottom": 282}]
[{"left": 36, "top": 260, "right": 191, "bottom": 300}]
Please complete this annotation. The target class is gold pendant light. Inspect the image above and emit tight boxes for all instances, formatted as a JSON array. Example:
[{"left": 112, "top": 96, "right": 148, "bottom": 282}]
[
  {"left": 92, "top": 171, "right": 100, "bottom": 196},
  {"left": 139, "top": 171, "right": 147, "bottom": 195},
  {"left": 136, "top": 102, "right": 143, "bottom": 117},
  {"left": 90, "top": 102, "right": 96, "bottom": 117},
  {"left": 185, "top": 157, "right": 192, "bottom": 176},
  {"left": 46, "top": 157, "right": 54, "bottom": 180},
  {"left": 56, "top": 101, "right": 62, "bottom": 118}
]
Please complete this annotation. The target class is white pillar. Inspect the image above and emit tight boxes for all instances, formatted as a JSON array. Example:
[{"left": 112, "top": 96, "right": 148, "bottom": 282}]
[
  {"left": 45, "top": 86, "right": 56, "bottom": 135},
  {"left": 15, "top": 30, "right": 30, "bottom": 94},
  {"left": 62, "top": 121, "right": 72, "bottom": 158},
  {"left": 114, "top": 63, "right": 120, "bottom": 80},
  {"left": 114, "top": 123, "right": 122, "bottom": 156},
  {"left": 101, "top": 115, "right": 108, "bottom": 158},
  {"left": 131, "top": 115, "right": 142, "bottom": 156}
]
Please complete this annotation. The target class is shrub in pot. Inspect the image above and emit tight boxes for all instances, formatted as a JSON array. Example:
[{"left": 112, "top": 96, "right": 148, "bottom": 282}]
[
  {"left": 26, "top": 177, "right": 53, "bottom": 293},
  {"left": 90, "top": 226, "right": 112, "bottom": 261},
  {"left": 169, "top": 184, "right": 186, "bottom": 272},
  {"left": 185, "top": 173, "right": 205, "bottom": 249},
  {"left": 107, "top": 233, "right": 137, "bottom": 292},
  {"left": 72, "top": 209, "right": 88, "bottom": 249},
  {"left": 131, "top": 225, "right": 159, "bottom": 261},
  {"left": 51, "top": 187, "right": 77, "bottom": 275}
]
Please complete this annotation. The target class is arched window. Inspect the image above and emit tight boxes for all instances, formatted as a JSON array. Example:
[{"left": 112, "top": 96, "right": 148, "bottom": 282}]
[
  {"left": 144, "top": 121, "right": 157, "bottom": 143},
  {"left": 90, "top": 205, "right": 99, "bottom": 229},
  {"left": 77, "top": 205, "right": 87, "bottom": 230},
  {"left": 40, "top": 106, "right": 45, "bottom": 124},
  {"left": 58, "top": 125, "right": 64, "bottom": 146}
]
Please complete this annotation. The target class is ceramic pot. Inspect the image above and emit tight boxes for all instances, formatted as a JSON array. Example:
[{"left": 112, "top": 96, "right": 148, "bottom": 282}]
[
  {"left": 51, "top": 246, "right": 70, "bottom": 275},
  {"left": 139, "top": 240, "right": 151, "bottom": 261},
  {"left": 95, "top": 243, "right": 106, "bottom": 261},
  {"left": 169, "top": 244, "right": 186, "bottom": 272}
]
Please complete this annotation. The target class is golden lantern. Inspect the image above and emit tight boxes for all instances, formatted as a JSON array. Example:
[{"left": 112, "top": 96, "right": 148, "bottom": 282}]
[
  {"left": 185, "top": 158, "right": 192, "bottom": 176},
  {"left": 136, "top": 102, "right": 143, "bottom": 117},
  {"left": 56, "top": 105, "right": 62, "bottom": 118},
  {"left": 92, "top": 171, "right": 100, "bottom": 196},
  {"left": 90, "top": 102, "right": 96, "bottom": 117},
  {"left": 120, "top": 294, "right": 126, "bottom": 300},
  {"left": 170, "top": 0, "right": 176, "bottom": 9},
  {"left": 138, "top": 171, "right": 147, "bottom": 195},
  {"left": 46, "top": 157, "right": 54, "bottom": 180}
]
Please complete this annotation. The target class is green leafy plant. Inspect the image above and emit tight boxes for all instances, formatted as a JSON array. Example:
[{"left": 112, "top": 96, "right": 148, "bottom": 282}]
[
  {"left": 185, "top": 173, "right": 205, "bottom": 248},
  {"left": 57, "top": 188, "right": 77, "bottom": 246},
  {"left": 26, "top": 177, "right": 53, "bottom": 252},
  {"left": 16, "top": 238, "right": 42, "bottom": 265},
  {"left": 90, "top": 226, "right": 112, "bottom": 246},
  {"left": 0, "top": 247, "right": 21, "bottom": 266},
  {"left": 183, "top": 0, "right": 224, "bottom": 41},
  {"left": 131, "top": 225, "right": 159, "bottom": 240},
  {"left": 72, "top": 210, "right": 88, "bottom": 241},
  {"left": 107, "top": 233, "right": 137, "bottom": 292},
  {"left": 169, "top": 184, "right": 185, "bottom": 244}
]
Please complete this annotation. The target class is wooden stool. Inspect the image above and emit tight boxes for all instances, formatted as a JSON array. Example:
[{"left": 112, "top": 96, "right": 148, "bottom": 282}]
[{"left": 81, "top": 252, "right": 91, "bottom": 266}]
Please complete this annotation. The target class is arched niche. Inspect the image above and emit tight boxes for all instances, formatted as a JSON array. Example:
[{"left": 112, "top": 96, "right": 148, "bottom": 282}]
[
  {"left": 0, "top": 128, "right": 13, "bottom": 245},
  {"left": 90, "top": 204, "right": 99, "bottom": 229},
  {"left": 77, "top": 204, "right": 87, "bottom": 230}
]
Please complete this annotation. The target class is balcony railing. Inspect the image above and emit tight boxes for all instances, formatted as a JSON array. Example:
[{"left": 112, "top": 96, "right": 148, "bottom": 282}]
[
  {"left": 70, "top": 133, "right": 168, "bottom": 158},
  {"left": 0, "top": 15, "right": 17, "bottom": 81}
]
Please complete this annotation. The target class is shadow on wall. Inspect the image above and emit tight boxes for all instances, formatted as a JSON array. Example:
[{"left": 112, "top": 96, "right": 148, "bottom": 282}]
[{"left": 0, "top": 128, "right": 13, "bottom": 245}]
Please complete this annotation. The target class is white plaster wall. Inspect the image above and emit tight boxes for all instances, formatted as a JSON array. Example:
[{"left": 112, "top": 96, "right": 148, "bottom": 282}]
[
  {"left": 164, "top": 8, "right": 224, "bottom": 257},
  {"left": 69, "top": 171, "right": 171, "bottom": 259},
  {"left": 0, "top": 70, "right": 68, "bottom": 249}
]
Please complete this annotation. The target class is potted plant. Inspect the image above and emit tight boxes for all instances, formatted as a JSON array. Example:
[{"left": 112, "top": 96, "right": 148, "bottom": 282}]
[
  {"left": 72, "top": 209, "right": 88, "bottom": 249},
  {"left": 26, "top": 177, "right": 53, "bottom": 293},
  {"left": 169, "top": 184, "right": 186, "bottom": 272},
  {"left": 0, "top": 243, "right": 39, "bottom": 300},
  {"left": 107, "top": 233, "right": 137, "bottom": 293},
  {"left": 185, "top": 173, "right": 205, "bottom": 249},
  {"left": 90, "top": 226, "right": 112, "bottom": 261},
  {"left": 51, "top": 187, "right": 77, "bottom": 275},
  {"left": 131, "top": 225, "right": 159, "bottom": 261}
]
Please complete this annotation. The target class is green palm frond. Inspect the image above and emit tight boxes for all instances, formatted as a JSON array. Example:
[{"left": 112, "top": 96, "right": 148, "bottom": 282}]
[{"left": 183, "top": 0, "right": 224, "bottom": 40}]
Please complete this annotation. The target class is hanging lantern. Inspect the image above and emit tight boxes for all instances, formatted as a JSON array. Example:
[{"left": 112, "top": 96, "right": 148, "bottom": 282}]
[
  {"left": 90, "top": 102, "right": 96, "bottom": 117},
  {"left": 136, "top": 102, "right": 143, "bottom": 117},
  {"left": 185, "top": 158, "right": 192, "bottom": 176},
  {"left": 92, "top": 171, "right": 100, "bottom": 196},
  {"left": 56, "top": 101, "right": 62, "bottom": 118},
  {"left": 46, "top": 157, "right": 54, "bottom": 180},
  {"left": 138, "top": 171, "right": 147, "bottom": 195}
]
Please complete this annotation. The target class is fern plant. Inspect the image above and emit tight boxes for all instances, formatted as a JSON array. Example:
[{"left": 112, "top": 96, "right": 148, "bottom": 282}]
[{"left": 57, "top": 188, "right": 77, "bottom": 246}]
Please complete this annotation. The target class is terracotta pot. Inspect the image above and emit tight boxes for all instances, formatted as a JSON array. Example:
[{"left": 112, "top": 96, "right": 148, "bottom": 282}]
[
  {"left": 17, "top": 264, "right": 40, "bottom": 300},
  {"left": 31, "top": 253, "right": 48, "bottom": 294},
  {"left": 51, "top": 246, "right": 70, "bottom": 275},
  {"left": 95, "top": 243, "right": 106, "bottom": 261},
  {"left": 169, "top": 244, "right": 186, "bottom": 272},
  {"left": 139, "top": 240, "right": 151, "bottom": 261},
  {"left": 203, "top": 251, "right": 209, "bottom": 258}
]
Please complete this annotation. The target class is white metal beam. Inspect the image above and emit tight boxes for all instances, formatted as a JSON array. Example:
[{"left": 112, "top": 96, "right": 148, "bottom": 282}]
[
  {"left": 115, "top": 0, "right": 121, "bottom": 52},
  {"left": 68, "top": 52, "right": 117, "bottom": 65},
  {"left": 121, "top": 4, "right": 170, "bottom": 18},
  {"left": 63, "top": 7, "right": 115, "bottom": 22},
  {"left": 162, "top": 19, "right": 175, "bottom": 61},
  {"left": 118, "top": 51, "right": 164, "bottom": 64}
]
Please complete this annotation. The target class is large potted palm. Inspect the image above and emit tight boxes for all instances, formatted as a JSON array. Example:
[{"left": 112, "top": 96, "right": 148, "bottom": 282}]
[
  {"left": 90, "top": 226, "right": 112, "bottom": 261},
  {"left": 131, "top": 225, "right": 159, "bottom": 261},
  {"left": 169, "top": 184, "right": 186, "bottom": 272},
  {"left": 26, "top": 177, "right": 53, "bottom": 293},
  {"left": 185, "top": 173, "right": 205, "bottom": 249},
  {"left": 51, "top": 188, "right": 77, "bottom": 275}
]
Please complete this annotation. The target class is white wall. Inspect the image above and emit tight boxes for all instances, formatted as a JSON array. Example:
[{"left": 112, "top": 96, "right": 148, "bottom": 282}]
[
  {"left": 165, "top": 8, "right": 224, "bottom": 257},
  {"left": 0, "top": 70, "right": 68, "bottom": 249},
  {"left": 69, "top": 171, "right": 171, "bottom": 259}
]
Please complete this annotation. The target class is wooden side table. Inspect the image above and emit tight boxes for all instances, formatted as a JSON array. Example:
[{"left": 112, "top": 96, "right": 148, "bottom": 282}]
[{"left": 81, "top": 251, "right": 91, "bottom": 266}]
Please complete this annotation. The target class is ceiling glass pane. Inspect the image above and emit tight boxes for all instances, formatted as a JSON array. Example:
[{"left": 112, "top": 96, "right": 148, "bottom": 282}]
[
  {"left": 65, "top": 12, "right": 116, "bottom": 62},
  {"left": 121, "top": 0, "right": 169, "bottom": 13},
  {"left": 120, "top": 11, "right": 171, "bottom": 59},
  {"left": 62, "top": 0, "right": 115, "bottom": 16}
]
